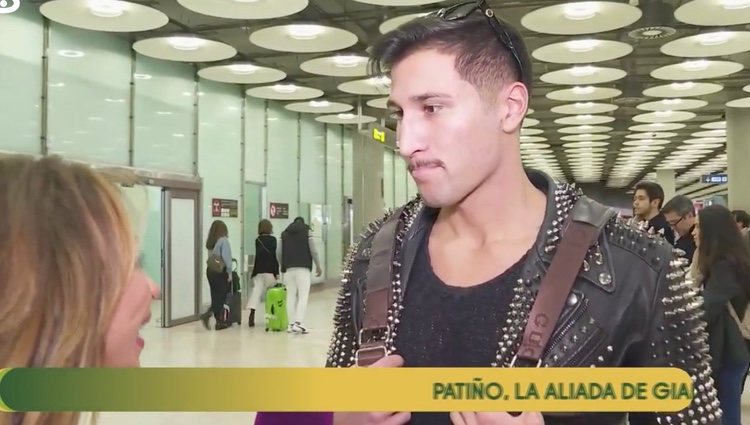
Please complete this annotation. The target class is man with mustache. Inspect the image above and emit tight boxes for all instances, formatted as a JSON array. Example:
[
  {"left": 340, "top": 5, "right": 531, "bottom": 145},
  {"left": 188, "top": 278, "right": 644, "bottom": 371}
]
[{"left": 256, "top": 1, "right": 720, "bottom": 424}]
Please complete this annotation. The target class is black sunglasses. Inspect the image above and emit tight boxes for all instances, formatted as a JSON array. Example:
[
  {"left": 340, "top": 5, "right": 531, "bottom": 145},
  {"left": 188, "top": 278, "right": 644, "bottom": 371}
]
[{"left": 429, "top": 0, "right": 529, "bottom": 87}]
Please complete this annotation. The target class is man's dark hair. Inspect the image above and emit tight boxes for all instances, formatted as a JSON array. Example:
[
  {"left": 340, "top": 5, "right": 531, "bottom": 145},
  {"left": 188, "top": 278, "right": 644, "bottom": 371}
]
[
  {"left": 368, "top": 6, "right": 533, "bottom": 101},
  {"left": 634, "top": 181, "right": 666, "bottom": 209},
  {"left": 732, "top": 210, "right": 750, "bottom": 228},
  {"left": 662, "top": 195, "right": 695, "bottom": 217}
]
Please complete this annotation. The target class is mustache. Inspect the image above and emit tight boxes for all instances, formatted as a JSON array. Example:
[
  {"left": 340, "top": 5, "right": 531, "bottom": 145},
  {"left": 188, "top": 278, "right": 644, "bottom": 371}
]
[{"left": 408, "top": 159, "right": 444, "bottom": 172}]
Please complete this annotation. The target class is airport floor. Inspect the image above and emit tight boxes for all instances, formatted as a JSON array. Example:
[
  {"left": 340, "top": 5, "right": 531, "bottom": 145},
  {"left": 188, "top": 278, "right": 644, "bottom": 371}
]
[{"left": 98, "top": 285, "right": 750, "bottom": 425}]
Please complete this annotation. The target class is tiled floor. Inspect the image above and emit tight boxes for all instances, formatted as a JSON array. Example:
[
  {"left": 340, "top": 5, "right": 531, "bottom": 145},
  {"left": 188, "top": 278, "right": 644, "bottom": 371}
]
[{"left": 100, "top": 286, "right": 750, "bottom": 425}]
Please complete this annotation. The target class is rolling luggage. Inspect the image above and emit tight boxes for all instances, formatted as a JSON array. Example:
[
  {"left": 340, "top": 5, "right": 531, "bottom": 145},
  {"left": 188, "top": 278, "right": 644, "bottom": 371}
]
[
  {"left": 223, "top": 259, "right": 242, "bottom": 325},
  {"left": 265, "top": 284, "right": 288, "bottom": 332}
]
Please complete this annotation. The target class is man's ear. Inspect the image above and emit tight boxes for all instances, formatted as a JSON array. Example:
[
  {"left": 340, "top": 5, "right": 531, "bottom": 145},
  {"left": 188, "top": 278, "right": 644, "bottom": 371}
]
[{"left": 499, "top": 81, "right": 529, "bottom": 134}]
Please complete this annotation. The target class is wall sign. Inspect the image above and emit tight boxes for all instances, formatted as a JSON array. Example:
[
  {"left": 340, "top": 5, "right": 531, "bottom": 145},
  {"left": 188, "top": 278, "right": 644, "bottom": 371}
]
[
  {"left": 269, "top": 202, "right": 290, "bottom": 219},
  {"left": 211, "top": 198, "right": 238, "bottom": 218},
  {"left": 373, "top": 128, "right": 386, "bottom": 144},
  {"left": 701, "top": 174, "right": 728, "bottom": 184}
]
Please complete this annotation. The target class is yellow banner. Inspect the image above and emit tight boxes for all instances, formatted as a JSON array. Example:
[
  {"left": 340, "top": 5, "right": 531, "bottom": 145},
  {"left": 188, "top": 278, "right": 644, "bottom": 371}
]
[{"left": 0, "top": 368, "right": 693, "bottom": 412}]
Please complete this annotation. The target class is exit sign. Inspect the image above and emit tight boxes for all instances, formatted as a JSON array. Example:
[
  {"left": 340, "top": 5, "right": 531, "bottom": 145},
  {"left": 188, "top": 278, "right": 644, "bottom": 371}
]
[{"left": 372, "top": 128, "right": 386, "bottom": 143}]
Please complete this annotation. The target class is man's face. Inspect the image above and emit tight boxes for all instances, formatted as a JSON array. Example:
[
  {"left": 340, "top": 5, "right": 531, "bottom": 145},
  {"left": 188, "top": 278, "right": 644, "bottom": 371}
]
[
  {"left": 633, "top": 189, "right": 658, "bottom": 218},
  {"left": 664, "top": 211, "right": 694, "bottom": 237},
  {"left": 388, "top": 49, "right": 515, "bottom": 208}
]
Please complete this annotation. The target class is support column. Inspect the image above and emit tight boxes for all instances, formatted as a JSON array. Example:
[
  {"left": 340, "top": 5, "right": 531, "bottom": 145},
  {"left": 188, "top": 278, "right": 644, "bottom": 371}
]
[
  {"left": 352, "top": 130, "right": 384, "bottom": 235},
  {"left": 727, "top": 107, "right": 750, "bottom": 211},
  {"left": 656, "top": 169, "right": 676, "bottom": 202}
]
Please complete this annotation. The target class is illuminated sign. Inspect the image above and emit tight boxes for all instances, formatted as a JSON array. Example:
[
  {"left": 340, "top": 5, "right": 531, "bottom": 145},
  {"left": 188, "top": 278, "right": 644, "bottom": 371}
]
[
  {"left": 373, "top": 128, "right": 386, "bottom": 143},
  {"left": 701, "top": 174, "right": 728, "bottom": 184}
]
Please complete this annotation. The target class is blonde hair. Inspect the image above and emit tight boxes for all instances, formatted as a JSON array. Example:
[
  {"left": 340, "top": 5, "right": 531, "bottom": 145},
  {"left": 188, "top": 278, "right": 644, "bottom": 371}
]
[{"left": 0, "top": 156, "right": 137, "bottom": 425}]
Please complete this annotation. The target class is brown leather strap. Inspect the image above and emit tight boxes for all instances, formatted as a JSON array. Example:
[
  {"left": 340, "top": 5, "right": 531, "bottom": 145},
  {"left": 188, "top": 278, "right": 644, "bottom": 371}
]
[
  {"left": 356, "top": 209, "right": 403, "bottom": 366},
  {"left": 515, "top": 220, "right": 599, "bottom": 365}
]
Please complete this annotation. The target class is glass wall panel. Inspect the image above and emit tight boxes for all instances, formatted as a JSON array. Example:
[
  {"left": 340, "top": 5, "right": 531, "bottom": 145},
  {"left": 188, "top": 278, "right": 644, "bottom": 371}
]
[
  {"left": 133, "top": 55, "right": 195, "bottom": 174},
  {"left": 47, "top": 23, "right": 130, "bottom": 165},
  {"left": 266, "top": 105, "right": 299, "bottom": 230},
  {"left": 245, "top": 97, "right": 266, "bottom": 184},
  {"left": 0, "top": 3, "right": 43, "bottom": 154}
]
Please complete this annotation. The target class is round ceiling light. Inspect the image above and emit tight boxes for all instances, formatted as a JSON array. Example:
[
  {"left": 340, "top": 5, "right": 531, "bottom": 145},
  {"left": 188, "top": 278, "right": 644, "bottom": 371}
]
[
  {"left": 727, "top": 97, "right": 750, "bottom": 108},
  {"left": 650, "top": 60, "right": 743, "bottom": 81},
  {"left": 285, "top": 101, "right": 352, "bottom": 114},
  {"left": 626, "top": 132, "right": 677, "bottom": 139},
  {"left": 701, "top": 121, "right": 726, "bottom": 129},
  {"left": 551, "top": 102, "right": 618, "bottom": 114},
  {"left": 633, "top": 111, "right": 697, "bottom": 123},
  {"left": 662, "top": 31, "right": 750, "bottom": 57},
  {"left": 636, "top": 98, "right": 708, "bottom": 111},
  {"left": 643, "top": 81, "right": 723, "bottom": 98},
  {"left": 675, "top": 0, "right": 750, "bottom": 26},
  {"left": 40, "top": 0, "right": 168, "bottom": 32},
  {"left": 558, "top": 125, "right": 613, "bottom": 134},
  {"left": 521, "top": 1, "right": 642, "bottom": 35},
  {"left": 546, "top": 86, "right": 622, "bottom": 101},
  {"left": 250, "top": 24, "right": 358, "bottom": 53},
  {"left": 246, "top": 84, "right": 323, "bottom": 100},
  {"left": 133, "top": 36, "right": 236, "bottom": 62},
  {"left": 198, "top": 63, "right": 286, "bottom": 84},
  {"left": 176, "top": 0, "right": 308, "bottom": 19},
  {"left": 379, "top": 13, "right": 428, "bottom": 34},
  {"left": 532, "top": 39, "right": 632, "bottom": 64},
  {"left": 315, "top": 114, "right": 377, "bottom": 125},
  {"left": 541, "top": 66, "right": 626, "bottom": 85},
  {"left": 629, "top": 123, "right": 686, "bottom": 132},
  {"left": 300, "top": 55, "right": 368, "bottom": 77}
]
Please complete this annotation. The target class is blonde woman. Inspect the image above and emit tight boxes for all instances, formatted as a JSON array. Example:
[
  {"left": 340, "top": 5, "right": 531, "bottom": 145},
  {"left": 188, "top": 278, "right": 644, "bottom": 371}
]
[{"left": 0, "top": 156, "right": 159, "bottom": 425}]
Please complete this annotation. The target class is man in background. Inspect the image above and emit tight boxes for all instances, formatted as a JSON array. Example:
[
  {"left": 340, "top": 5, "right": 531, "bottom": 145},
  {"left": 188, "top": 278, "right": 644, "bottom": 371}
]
[
  {"left": 633, "top": 181, "right": 675, "bottom": 245},
  {"left": 280, "top": 217, "right": 322, "bottom": 334},
  {"left": 662, "top": 195, "right": 697, "bottom": 265},
  {"left": 732, "top": 209, "right": 750, "bottom": 238}
]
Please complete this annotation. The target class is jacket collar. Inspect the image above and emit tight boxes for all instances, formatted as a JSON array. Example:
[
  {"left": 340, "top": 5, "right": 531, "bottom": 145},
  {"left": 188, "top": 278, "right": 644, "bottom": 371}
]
[{"left": 399, "top": 169, "right": 575, "bottom": 293}]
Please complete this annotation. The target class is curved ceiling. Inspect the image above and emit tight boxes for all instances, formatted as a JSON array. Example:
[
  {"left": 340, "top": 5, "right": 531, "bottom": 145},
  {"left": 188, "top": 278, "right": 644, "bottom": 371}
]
[{"left": 55, "top": 0, "right": 748, "bottom": 187}]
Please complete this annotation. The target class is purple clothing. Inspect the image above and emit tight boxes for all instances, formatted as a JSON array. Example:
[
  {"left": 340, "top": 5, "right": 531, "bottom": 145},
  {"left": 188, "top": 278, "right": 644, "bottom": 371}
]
[{"left": 254, "top": 412, "right": 333, "bottom": 425}]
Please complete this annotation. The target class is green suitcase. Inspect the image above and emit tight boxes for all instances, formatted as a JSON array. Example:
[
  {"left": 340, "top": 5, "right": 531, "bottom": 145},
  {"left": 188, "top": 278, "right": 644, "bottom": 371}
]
[{"left": 265, "top": 284, "right": 288, "bottom": 332}]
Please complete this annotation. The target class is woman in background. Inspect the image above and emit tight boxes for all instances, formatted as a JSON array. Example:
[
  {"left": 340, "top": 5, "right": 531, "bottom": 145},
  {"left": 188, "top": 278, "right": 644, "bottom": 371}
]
[
  {"left": 0, "top": 156, "right": 159, "bottom": 425},
  {"left": 247, "top": 219, "right": 280, "bottom": 327},
  {"left": 202, "top": 220, "right": 234, "bottom": 331},
  {"left": 694, "top": 205, "right": 750, "bottom": 425}
]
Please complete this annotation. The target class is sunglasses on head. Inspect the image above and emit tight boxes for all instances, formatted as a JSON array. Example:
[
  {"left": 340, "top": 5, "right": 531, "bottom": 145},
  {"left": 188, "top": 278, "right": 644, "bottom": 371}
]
[{"left": 429, "top": 0, "right": 529, "bottom": 87}]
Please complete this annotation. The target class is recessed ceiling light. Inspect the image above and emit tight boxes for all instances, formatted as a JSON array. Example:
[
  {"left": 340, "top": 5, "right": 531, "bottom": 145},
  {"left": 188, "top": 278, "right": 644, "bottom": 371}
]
[
  {"left": 228, "top": 64, "right": 258, "bottom": 74},
  {"left": 88, "top": 116, "right": 103, "bottom": 121},
  {"left": 105, "top": 98, "right": 125, "bottom": 103},
  {"left": 681, "top": 60, "right": 710, "bottom": 72},
  {"left": 696, "top": 31, "right": 734, "bottom": 46},
  {"left": 572, "top": 86, "right": 596, "bottom": 94},
  {"left": 566, "top": 39, "right": 601, "bottom": 52},
  {"left": 338, "top": 113, "right": 355, "bottom": 119},
  {"left": 168, "top": 36, "right": 206, "bottom": 51},
  {"left": 173, "top": 133, "right": 185, "bottom": 138},
  {"left": 721, "top": 0, "right": 750, "bottom": 10},
  {"left": 309, "top": 100, "right": 330, "bottom": 107},
  {"left": 654, "top": 110, "right": 673, "bottom": 117},
  {"left": 563, "top": 2, "right": 600, "bottom": 20},
  {"left": 670, "top": 81, "right": 695, "bottom": 91},
  {"left": 288, "top": 24, "right": 325, "bottom": 40},
  {"left": 367, "top": 76, "right": 391, "bottom": 86},
  {"left": 569, "top": 66, "right": 597, "bottom": 77},
  {"left": 156, "top": 111, "right": 172, "bottom": 115},
  {"left": 87, "top": 0, "right": 127, "bottom": 18},
  {"left": 575, "top": 102, "right": 595, "bottom": 109},
  {"left": 273, "top": 84, "right": 298, "bottom": 93},
  {"left": 58, "top": 50, "right": 85, "bottom": 58},
  {"left": 576, "top": 114, "right": 594, "bottom": 120},
  {"left": 134, "top": 73, "right": 152, "bottom": 80},
  {"left": 332, "top": 55, "right": 366, "bottom": 68},
  {"left": 662, "top": 98, "right": 682, "bottom": 105},
  {"left": 48, "top": 82, "right": 65, "bottom": 88}
]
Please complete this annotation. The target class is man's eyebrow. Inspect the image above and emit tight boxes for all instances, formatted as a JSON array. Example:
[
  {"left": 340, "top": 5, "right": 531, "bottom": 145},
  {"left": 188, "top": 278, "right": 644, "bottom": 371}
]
[{"left": 387, "top": 92, "right": 453, "bottom": 109}]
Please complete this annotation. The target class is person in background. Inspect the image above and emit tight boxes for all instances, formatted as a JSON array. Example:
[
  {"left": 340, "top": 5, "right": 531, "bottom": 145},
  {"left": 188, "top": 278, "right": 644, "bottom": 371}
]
[
  {"left": 633, "top": 181, "right": 675, "bottom": 245},
  {"left": 247, "top": 219, "right": 280, "bottom": 327},
  {"left": 693, "top": 205, "right": 750, "bottom": 425},
  {"left": 731, "top": 209, "right": 749, "bottom": 239},
  {"left": 0, "top": 156, "right": 159, "bottom": 425},
  {"left": 280, "top": 217, "right": 322, "bottom": 334},
  {"left": 202, "top": 220, "right": 234, "bottom": 331},
  {"left": 662, "top": 195, "right": 697, "bottom": 265}
]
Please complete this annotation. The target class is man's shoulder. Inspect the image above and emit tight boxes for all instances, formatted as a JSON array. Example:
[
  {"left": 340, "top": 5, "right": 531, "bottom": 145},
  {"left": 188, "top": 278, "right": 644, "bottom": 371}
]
[{"left": 347, "top": 198, "right": 422, "bottom": 261}]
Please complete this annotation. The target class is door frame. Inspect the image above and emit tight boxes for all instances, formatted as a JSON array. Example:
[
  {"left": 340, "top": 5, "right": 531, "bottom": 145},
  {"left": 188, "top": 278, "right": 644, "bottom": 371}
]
[{"left": 162, "top": 187, "right": 202, "bottom": 328}]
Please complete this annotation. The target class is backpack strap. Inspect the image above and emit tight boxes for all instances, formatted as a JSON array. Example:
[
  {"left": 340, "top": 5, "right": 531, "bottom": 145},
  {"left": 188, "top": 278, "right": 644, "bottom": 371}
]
[
  {"left": 513, "top": 197, "right": 614, "bottom": 366},
  {"left": 355, "top": 208, "right": 404, "bottom": 367}
]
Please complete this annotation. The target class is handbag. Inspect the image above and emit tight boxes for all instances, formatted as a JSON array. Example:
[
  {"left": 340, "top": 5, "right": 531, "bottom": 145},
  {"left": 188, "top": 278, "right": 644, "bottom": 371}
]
[
  {"left": 727, "top": 302, "right": 750, "bottom": 340},
  {"left": 206, "top": 252, "right": 224, "bottom": 273}
]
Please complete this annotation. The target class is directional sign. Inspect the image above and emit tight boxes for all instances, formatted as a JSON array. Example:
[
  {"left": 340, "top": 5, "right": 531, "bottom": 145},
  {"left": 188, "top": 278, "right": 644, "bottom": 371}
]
[{"left": 701, "top": 174, "right": 728, "bottom": 184}]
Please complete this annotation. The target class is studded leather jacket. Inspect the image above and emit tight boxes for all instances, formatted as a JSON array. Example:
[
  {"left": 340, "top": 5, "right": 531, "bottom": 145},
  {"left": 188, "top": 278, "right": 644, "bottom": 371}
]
[{"left": 326, "top": 170, "right": 721, "bottom": 425}]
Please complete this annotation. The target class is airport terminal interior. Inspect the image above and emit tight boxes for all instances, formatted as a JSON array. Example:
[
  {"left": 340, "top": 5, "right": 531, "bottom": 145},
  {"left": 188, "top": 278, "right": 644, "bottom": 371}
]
[{"left": 3, "top": 0, "right": 750, "bottom": 423}]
